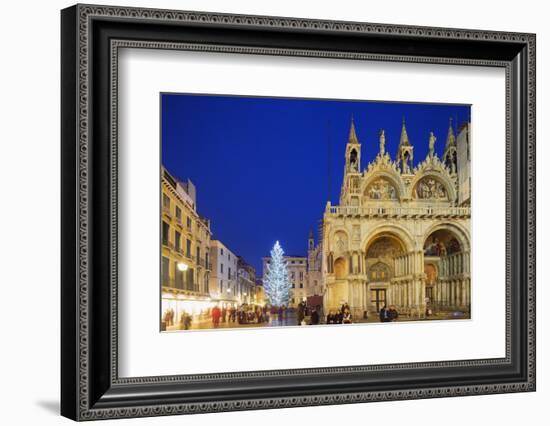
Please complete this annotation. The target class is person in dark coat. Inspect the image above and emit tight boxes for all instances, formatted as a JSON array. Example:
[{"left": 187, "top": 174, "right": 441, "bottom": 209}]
[
  {"left": 341, "top": 302, "right": 350, "bottom": 314},
  {"left": 379, "top": 305, "right": 391, "bottom": 322},
  {"left": 316, "top": 305, "right": 324, "bottom": 324},
  {"left": 310, "top": 308, "right": 320, "bottom": 325},
  {"left": 334, "top": 310, "right": 343, "bottom": 324},
  {"left": 181, "top": 312, "right": 192, "bottom": 330},
  {"left": 278, "top": 305, "right": 284, "bottom": 324},
  {"left": 326, "top": 310, "right": 336, "bottom": 324},
  {"left": 296, "top": 301, "right": 305, "bottom": 325}
]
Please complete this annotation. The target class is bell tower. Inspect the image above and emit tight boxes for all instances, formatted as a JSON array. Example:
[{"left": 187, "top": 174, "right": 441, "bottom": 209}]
[
  {"left": 345, "top": 115, "right": 361, "bottom": 174},
  {"left": 340, "top": 115, "right": 362, "bottom": 206}
]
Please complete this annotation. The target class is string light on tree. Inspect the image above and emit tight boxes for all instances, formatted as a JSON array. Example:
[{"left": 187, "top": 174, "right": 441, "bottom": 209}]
[{"left": 264, "top": 241, "right": 292, "bottom": 306}]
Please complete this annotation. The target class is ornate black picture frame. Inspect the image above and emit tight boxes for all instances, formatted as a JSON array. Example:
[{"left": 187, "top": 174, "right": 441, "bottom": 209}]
[{"left": 61, "top": 4, "right": 536, "bottom": 421}]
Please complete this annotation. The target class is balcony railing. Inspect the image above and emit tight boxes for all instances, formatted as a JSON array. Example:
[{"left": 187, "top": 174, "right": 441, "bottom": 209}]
[
  {"left": 162, "top": 240, "right": 174, "bottom": 250},
  {"left": 326, "top": 205, "right": 470, "bottom": 218},
  {"left": 162, "top": 281, "right": 204, "bottom": 296}
]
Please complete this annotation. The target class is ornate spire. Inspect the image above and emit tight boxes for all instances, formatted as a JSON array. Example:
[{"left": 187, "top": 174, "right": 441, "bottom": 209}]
[
  {"left": 445, "top": 117, "right": 456, "bottom": 148},
  {"left": 443, "top": 117, "right": 457, "bottom": 174},
  {"left": 348, "top": 114, "right": 359, "bottom": 144},
  {"left": 396, "top": 116, "right": 413, "bottom": 174},
  {"left": 400, "top": 116, "right": 411, "bottom": 146},
  {"left": 309, "top": 228, "right": 314, "bottom": 240}
]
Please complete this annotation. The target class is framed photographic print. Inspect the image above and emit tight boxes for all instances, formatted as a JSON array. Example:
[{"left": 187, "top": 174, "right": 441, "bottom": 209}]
[{"left": 61, "top": 4, "right": 536, "bottom": 421}]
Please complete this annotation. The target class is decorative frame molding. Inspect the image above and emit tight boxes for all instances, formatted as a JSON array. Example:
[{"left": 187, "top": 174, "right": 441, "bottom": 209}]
[{"left": 61, "top": 4, "right": 535, "bottom": 421}]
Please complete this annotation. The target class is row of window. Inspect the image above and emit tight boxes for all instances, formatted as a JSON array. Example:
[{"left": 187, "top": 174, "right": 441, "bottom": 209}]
[
  {"left": 163, "top": 194, "right": 194, "bottom": 227},
  {"left": 162, "top": 256, "right": 210, "bottom": 293},
  {"left": 218, "top": 279, "right": 255, "bottom": 296},
  {"left": 219, "top": 263, "right": 232, "bottom": 280},
  {"left": 290, "top": 271, "right": 304, "bottom": 280},
  {"left": 162, "top": 221, "right": 210, "bottom": 267},
  {"left": 219, "top": 247, "right": 233, "bottom": 261}
]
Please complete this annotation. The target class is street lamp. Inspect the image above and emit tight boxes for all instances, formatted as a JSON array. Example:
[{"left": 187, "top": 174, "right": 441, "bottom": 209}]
[{"left": 177, "top": 262, "right": 188, "bottom": 271}]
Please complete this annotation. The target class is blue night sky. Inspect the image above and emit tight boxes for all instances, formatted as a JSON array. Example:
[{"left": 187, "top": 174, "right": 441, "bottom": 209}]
[{"left": 161, "top": 94, "right": 470, "bottom": 274}]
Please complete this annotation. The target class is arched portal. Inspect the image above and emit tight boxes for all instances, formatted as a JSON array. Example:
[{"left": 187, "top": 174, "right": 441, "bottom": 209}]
[
  {"left": 423, "top": 227, "right": 470, "bottom": 313},
  {"left": 364, "top": 233, "right": 406, "bottom": 313}
]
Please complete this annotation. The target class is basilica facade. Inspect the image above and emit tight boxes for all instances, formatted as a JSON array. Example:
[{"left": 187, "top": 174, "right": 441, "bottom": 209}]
[{"left": 322, "top": 117, "right": 471, "bottom": 319}]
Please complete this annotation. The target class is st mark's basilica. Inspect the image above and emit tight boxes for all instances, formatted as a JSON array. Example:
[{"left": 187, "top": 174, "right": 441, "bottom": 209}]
[{"left": 321, "top": 116, "right": 471, "bottom": 319}]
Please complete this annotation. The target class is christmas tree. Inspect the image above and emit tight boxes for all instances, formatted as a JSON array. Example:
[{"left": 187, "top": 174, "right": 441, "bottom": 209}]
[{"left": 264, "top": 241, "right": 292, "bottom": 306}]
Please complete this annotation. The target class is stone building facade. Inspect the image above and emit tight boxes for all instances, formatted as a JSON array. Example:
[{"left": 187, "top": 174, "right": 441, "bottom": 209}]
[
  {"left": 161, "top": 167, "right": 213, "bottom": 327},
  {"left": 322, "top": 117, "right": 471, "bottom": 319},
  {"left": 237, "top": 256, "right": 257, "bottom": 305},
  {"left": 306, "top": 230, "right": 324, "bottom": 300},
  {"left": 209, "top": 240, "right": 239, "bottom": 304}
]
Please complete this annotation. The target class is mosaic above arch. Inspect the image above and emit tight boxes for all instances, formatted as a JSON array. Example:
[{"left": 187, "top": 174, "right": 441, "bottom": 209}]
[
  {"left": 366, "top": 235, "right": 405, "bottom": 258},
  {"left": 365, "top": 177, "right": 398, "bottom": 200},
  {"left": 413, "top": 176, "right": 448, "bottom": 200}
]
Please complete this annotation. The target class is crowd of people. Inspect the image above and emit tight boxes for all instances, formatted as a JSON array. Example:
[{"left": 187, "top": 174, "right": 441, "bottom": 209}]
[
  {"left": 162, "top": 308, "right": 192, "bottom": 330},
  {"left": 296, "top": 301, "right": 323, "bottom": 325},
  {"left": 164, "top": 301, "right": 402, "bottom": 330},
  {"left": 326, "top": 303, "right": 354, "bottom": 324},
  {"left": 210, "top": 304, "right": 271, "bottom": 328},
  {"left": 378, "top": 304, "right": 399, "bottom": 322}
]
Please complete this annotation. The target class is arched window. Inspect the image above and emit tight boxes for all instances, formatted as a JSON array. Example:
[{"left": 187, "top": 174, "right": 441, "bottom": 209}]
[{"left": 369, "top": 262, "right": 391, "bottom": 281}]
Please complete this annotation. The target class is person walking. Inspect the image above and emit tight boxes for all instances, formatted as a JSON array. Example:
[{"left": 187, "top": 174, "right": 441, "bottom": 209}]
[
  {"left": 181, "top": 312, "right": 192, "bottom": 330},
  {"left": 278, "top": 305, "right": 284, "bottom": 325},
  {"left": 211, "top": 305, "right": 221, "bottom": 328}
]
